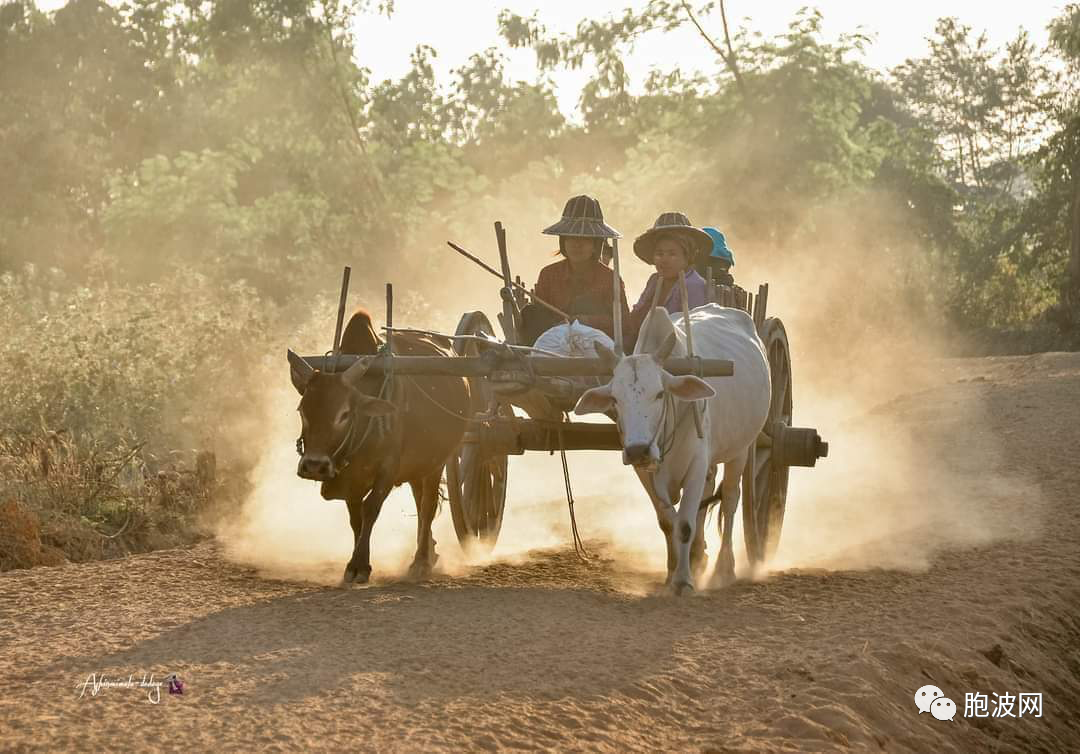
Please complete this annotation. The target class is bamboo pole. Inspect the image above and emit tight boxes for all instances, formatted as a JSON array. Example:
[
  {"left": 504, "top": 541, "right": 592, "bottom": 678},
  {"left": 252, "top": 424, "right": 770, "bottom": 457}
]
[{"left": 446, "top": 241, "right": 570, "bottom": 322}]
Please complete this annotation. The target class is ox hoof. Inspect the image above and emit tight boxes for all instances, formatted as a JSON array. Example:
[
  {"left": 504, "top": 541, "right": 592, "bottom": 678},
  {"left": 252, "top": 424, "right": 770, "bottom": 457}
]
[
  {"left": 709, "top": 567, "right": 736, "bottom": 590},
  {"left": 405, "top": 559, "right": 434, "bottom": 582},
  {"left": 341, "top": 564, "right": 372, "bottom": 586},
  {"left": 670, "top": 579, "right": 695, "bottom": 597}
]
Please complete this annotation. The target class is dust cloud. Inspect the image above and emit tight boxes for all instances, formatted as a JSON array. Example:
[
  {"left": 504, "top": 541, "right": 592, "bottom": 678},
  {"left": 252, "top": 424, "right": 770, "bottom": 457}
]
[
  {"left": 744, "top": 198, "right": 1045, "bottom": 573},
  {"left": 218, "top": 187, "right": 1043, "bottom": 585}
]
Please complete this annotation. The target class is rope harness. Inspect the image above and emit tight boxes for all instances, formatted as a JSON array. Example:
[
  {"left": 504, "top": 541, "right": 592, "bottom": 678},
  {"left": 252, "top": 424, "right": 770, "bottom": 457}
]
[
  {"left": 295, "top": 348, "right": 395, "bottom": 470},
  {"left": 615, "top": 390, "right": 694, "bottom": 467}
]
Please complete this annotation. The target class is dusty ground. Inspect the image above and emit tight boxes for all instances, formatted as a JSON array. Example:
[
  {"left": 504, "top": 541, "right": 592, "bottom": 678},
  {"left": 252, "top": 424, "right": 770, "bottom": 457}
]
[{"left": 2, "top": 352, "right": 1079, "bottom": 752}]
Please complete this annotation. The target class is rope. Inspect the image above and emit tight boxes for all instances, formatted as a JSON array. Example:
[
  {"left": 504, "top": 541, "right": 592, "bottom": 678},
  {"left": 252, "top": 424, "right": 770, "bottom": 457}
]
[
  {"left": 658, "top": 393, "right": 696, "bottom": 463},
  {"left": 557, "top": 426, "right": 592, "bottom": 562},
  {"left": 401, "top": 376, "right": 485, "bottom": 425}
]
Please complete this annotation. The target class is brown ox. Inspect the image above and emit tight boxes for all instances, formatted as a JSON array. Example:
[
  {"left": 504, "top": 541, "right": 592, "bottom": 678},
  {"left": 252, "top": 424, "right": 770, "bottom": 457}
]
[{"left": 288, "top": 309, "right": 469, "bottom": 584}]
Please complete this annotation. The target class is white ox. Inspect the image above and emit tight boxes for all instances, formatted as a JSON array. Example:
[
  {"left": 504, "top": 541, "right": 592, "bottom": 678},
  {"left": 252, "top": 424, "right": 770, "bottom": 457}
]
[{"left": 574, "top": 304, "right": 771, "bottom": 593}]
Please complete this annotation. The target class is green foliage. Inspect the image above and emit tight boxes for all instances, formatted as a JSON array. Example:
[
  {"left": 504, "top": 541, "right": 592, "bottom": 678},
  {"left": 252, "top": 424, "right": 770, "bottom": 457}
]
[
  {"left": 0, "top": 264, "right": 275, "bottom": 454},
  {"left": 893, "top": 18, "right": 1050, "bottom": 193}
]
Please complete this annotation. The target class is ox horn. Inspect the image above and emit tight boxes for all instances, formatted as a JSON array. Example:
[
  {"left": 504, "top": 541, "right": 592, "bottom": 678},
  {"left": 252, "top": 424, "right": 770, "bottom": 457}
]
[
  {"left": 342, "top": 355, "right": 373, "bottom": 388},
  {"left": 288, "top": 349, "right": 316, "bottom": 394},
  {"left": 593, "top": 341, "right": 618, "bottom": 371},
  {"left": 654, "top": 332, "right": 678, "bottom": 364}
]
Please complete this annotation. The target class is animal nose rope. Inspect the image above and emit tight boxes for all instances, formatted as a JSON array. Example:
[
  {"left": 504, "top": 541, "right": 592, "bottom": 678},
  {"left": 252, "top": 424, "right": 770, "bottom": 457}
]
[{"left": 556, "top": 425, "right": 592, "bottom": 562}]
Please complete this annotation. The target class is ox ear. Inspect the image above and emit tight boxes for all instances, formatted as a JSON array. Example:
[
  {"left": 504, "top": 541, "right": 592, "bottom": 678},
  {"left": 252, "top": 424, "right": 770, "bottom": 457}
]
[
  {"left": 358, "top": 396, "right": 397, "bottom": 416},
  {"left": 574, "top": 384, "right": 614, "bottom": 415},
  {"left": 662, "top": 372, "right": 715, "bottom": 402},
  {"left": 341, "top": 356, "right": 372, "bottom": 389},
  {"left": 288, "top": 349, "right": 315, "bottom": 394},
  {"left": 593, "top": 340, "right": 618, "bottom": 370},
  {"left": 654, "top": 332, "right": 678, "bottom": 364}
]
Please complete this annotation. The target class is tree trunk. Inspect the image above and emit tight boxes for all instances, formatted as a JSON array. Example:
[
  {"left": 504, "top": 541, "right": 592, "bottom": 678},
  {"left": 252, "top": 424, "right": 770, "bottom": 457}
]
[{"left": 1067, "top": 167, "right": 1080, "bottom": 322}]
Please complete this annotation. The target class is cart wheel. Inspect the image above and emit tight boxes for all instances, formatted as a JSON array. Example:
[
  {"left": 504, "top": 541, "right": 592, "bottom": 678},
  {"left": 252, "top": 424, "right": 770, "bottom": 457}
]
[
  {"left": 445, "top": 312, "right": 509, "bottom": 554},
  {"left": 742, "top": 317, "right": 792, "bottom": 565}
]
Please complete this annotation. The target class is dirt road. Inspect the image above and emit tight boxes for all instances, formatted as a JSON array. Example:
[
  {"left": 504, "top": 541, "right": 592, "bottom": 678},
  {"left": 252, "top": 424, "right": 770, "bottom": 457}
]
[{"left": 2, "top": 353, "right": 1079, "bottom": 752}]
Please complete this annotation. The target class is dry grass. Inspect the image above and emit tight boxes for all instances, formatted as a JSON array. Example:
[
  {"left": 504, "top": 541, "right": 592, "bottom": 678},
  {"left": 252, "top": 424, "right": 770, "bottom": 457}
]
[{"left": 0, "top": 429, "right": 240, "bottom": 571}]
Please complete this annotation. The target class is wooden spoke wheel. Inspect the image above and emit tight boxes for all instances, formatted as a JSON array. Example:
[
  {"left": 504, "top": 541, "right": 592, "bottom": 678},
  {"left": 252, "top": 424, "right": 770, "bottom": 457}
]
[
  {"left": 445, "top": 311, "right": 509, "bottom": 554},
  {"left": 742, "top": 317, "right": 793, "bottom": 565}
]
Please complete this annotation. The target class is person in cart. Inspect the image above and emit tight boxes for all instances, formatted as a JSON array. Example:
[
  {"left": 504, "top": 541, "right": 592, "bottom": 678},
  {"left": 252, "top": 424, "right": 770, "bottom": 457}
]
[
  {"left": 521, "top": 195, "right": 630, "bottom": 345},
  {"left": 696, "top": 227, "right": 735, "bottom": 282},
  {"left": 624, "top": 212, "right": 712, "bottom": 350},
  {"left": 697, "top": 226, "right": 748, "bottom": 309}
]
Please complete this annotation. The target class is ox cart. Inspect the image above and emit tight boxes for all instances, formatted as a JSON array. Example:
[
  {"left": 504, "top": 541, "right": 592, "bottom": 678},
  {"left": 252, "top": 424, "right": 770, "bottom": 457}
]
[{"left": 296, "top": 222, "right": 828, "bottom": 567}]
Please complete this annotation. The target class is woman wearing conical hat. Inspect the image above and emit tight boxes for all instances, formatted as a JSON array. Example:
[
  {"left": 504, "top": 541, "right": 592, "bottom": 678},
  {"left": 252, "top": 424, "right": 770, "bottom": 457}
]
[
  {"left": 522, "top": 195, "right": 630, "bottom": 344},
  {"left": 625, "top": 212, "right": 712, "bottom": 349}
]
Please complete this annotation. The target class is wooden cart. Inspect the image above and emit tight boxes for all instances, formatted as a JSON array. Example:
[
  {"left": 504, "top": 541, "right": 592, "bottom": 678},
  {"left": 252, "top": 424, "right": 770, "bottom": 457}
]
[{"left": 299, "top": 221, "right": 827, "bottom": 566}]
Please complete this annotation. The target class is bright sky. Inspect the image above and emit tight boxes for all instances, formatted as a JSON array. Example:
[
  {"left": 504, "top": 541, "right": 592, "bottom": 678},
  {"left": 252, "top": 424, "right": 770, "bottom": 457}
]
[
  {"left": 35, "top": 0, "right": 1068, "bottom": 115},
  {"left": 351, "top": 0, "right": 1068, "bottom": 114}
]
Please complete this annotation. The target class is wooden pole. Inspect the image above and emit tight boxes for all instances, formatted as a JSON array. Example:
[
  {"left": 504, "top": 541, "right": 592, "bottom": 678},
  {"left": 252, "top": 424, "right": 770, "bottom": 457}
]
[
  {"left": 495, "top": 222, "right": 517, "bottom": 345},
  {"left": 679, "top": 272, "right": 694, "bottom": 357},
  {"left": 678, "top": 271, "right": 703, "bottom": 438},
  {"left": 332, "top": 266, "right": 351, "bottom": 354},
  {"left": 755, "top": 283, "right": 769, "bottom": 330},
  {"left": 385, "top": 283, "right": 393, "bottom": 356},
  {"left": 295, "top": 353, "right": 735, "bottom": 378},
  {"left": 446, "top": 241, "right": 570, "bottom": 322},
  {"left": 612, "top": 239, "right": 624, "bottom": 356}
]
